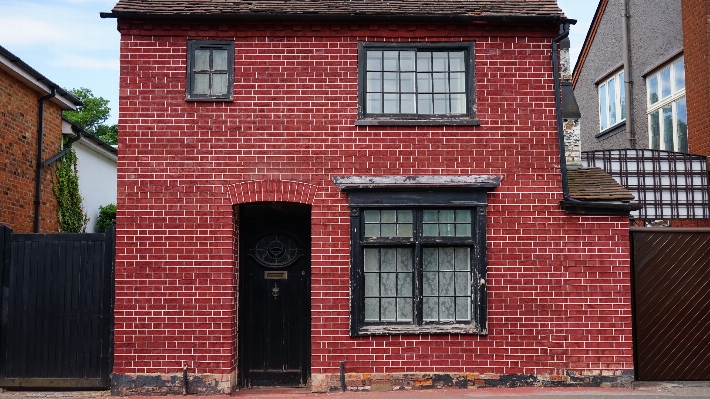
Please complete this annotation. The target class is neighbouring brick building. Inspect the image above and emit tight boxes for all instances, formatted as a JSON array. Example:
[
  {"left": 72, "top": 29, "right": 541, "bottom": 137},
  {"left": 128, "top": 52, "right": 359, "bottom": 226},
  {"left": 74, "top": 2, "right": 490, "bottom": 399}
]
[
  {"left": 102, "top": 1, "right": 640, "bottom": 394},
  {"left": 0, "top": 44, "right": 83, "bottom": 233}
]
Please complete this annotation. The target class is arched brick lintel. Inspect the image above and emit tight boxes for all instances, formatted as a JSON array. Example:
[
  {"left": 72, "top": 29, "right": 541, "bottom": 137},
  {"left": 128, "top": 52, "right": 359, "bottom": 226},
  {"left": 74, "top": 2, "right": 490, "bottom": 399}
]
[{"left": 226, "top": 180, "right": 319, "bottom": 205}]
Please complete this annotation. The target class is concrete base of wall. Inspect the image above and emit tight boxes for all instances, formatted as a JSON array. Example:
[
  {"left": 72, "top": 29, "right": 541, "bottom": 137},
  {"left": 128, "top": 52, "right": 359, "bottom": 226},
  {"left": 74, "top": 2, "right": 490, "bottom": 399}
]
[
  {"left": 111, "top": 371, "right": 236, "bottom": 395},
  {"left": 311, "top": 371, "right": 634, "bottom": 393}
]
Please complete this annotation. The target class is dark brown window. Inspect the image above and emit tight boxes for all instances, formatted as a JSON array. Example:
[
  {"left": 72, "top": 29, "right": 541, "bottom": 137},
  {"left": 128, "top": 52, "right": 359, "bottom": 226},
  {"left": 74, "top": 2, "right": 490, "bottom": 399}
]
[{"left": 357, "top": 42, "right": 479, "bottom": 126}]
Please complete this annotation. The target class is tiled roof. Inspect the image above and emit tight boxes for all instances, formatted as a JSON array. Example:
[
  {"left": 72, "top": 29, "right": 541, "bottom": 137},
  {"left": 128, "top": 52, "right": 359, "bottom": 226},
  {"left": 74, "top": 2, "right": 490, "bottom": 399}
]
[
  {"left": 567, "top": 167, "right": 636, "bottom": 201},
  {"left": 108, "top": 0, "right": 566, "bottom": 18}
]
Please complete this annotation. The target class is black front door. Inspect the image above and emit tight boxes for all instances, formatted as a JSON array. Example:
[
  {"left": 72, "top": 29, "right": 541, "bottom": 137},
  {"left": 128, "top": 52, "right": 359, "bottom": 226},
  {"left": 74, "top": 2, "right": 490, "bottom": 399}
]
[{"left": 239, "top": 203, "right": 310, "bottom": 387}]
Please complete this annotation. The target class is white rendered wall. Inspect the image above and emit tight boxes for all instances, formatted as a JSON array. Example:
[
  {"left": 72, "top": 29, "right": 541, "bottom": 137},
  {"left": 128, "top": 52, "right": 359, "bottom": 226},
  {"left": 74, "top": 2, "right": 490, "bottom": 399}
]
[{"left": 73, "top": 140, "right": 117, "bottom": 233}]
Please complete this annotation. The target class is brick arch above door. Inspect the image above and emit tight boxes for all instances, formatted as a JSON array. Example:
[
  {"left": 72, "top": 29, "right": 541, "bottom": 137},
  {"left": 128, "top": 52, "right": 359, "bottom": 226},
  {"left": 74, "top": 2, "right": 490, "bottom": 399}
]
[{"left": 226, "top": 180, "right": 319, "bottom": 205}]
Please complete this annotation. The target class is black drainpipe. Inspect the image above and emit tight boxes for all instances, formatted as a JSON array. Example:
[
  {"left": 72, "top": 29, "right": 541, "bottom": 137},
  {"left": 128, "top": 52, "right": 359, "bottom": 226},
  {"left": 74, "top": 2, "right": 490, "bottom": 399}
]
[
  {"left": 552, "top": 23, "right": 579, "bottom": 203},
  {"left": 34, "top": 87, "right": 56, "bottom": 233}
]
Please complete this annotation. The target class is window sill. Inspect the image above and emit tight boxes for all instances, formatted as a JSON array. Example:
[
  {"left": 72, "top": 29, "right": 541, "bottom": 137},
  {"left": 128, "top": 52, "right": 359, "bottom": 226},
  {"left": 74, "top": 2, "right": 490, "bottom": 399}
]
[
  {"left": 595, "top": 120, "right": 626, "bottom": 139},
  {"left": 186, "top": 97, "right": 233, "bottom": 102},
  {"left": 356, "top": 118, "right": 481, "bottom": 126},
  {"left": 354, "top": 324, "right": 486, "bottom": 336}
]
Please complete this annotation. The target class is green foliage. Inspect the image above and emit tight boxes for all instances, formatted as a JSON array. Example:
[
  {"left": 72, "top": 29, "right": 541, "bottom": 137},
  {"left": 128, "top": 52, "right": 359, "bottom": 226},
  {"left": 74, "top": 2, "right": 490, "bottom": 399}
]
[
  {"left": 53, "top": 147, "right": 89, "bottom": 233},
  {"left": 96, "top": 203, "right": 117, "bottom": 233},
  {"left": 63, "top": 87, "right": 118, "bottom": 145}
]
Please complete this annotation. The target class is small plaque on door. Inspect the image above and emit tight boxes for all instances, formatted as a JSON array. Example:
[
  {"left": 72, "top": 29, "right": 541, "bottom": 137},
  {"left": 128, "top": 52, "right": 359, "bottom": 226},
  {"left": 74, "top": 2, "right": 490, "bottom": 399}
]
[{"left": 264, "top": 271, "right": 288, "bottom": 280}]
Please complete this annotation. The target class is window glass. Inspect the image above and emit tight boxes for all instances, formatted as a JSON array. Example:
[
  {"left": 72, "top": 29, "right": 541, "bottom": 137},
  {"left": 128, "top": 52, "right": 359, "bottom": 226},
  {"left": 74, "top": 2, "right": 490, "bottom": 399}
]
[
  {"left": 608, "top": 77, "right": 616, "bottom": 126},
  {"left": 660, "top": 67, "right": 672, "bottom": 99},
  {"left": 674, "top": 58, "right": 685, "bottom": 91},
  {"left": 361, "top": 44, "right": 473, "bottom": 120},
  {"left": 648, "top": 75, "right": 659, "bottom": 104},
  {"left": 646, "top": 56, "right": 687, "bottom": 152},
  {"left": 598, "top": 70, "right": 626, "bottom": 131},
  {"left": 620, "top": 71, "right": 626, "bottom": 120},
  {"left": 188, "top": 41, "right": 233, "bottom": 100}
]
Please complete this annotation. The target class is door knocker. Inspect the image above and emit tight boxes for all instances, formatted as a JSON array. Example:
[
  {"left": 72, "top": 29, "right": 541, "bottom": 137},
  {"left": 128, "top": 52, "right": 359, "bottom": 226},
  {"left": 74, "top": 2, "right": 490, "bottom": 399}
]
[{"left": 271, "top": 284, "right": 280, "bottom": 298}]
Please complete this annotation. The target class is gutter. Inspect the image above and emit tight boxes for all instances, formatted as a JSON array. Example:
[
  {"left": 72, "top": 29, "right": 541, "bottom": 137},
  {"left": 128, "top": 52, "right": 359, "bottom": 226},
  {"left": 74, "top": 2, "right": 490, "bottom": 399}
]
[{"left": 552, "top": 23, "right": 577, "bottom": 203}]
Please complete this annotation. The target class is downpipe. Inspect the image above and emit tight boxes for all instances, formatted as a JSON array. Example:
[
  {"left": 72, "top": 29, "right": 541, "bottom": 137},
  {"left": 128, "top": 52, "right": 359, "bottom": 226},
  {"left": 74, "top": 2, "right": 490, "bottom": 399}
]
[{"left": 33, "top": 87, "right": 56, "bottom": 233}]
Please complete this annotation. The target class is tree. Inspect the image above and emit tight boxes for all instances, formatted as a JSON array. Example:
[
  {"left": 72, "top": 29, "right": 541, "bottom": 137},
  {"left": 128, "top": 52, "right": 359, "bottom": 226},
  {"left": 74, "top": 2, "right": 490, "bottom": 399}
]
[{"left": 63, "top": 87, "right": 118, "bottom": 145}]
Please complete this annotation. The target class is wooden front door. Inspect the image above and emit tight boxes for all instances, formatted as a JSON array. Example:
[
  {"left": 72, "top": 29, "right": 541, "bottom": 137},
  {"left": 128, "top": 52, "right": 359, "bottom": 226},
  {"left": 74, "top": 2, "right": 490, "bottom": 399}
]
[{"left": 239, "top": 203, "right": 310, "bottom": 387}]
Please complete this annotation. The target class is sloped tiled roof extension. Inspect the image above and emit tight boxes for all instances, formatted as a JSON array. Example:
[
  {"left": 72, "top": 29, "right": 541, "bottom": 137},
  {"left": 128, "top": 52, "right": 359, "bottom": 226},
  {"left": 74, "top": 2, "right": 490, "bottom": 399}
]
[
  {"left": 106, "top": 0, "right": 567, "bottom": 18},
  {"left": 567, "top": 167, "right": 635, "bottom": 201}
]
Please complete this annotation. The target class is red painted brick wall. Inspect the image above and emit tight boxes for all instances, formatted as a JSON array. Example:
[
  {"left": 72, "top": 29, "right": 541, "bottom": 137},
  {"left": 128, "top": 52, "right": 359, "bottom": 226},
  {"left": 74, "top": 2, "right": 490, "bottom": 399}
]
[
  {"left": 682, "top": 0, "right": 710, "bottom": 159},
  {"left": 0, "top": 68, "right": 61, "bottom": 233},
  {"left": 114, "top": 20, "right": 634, "bottom": 384}
]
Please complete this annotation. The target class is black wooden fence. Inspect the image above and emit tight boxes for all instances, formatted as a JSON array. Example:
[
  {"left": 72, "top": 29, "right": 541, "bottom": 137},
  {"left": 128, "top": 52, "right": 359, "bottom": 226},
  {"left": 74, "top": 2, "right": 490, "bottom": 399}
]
[{"left": 0, "top": 225, "right": 115, "bottom": 388}]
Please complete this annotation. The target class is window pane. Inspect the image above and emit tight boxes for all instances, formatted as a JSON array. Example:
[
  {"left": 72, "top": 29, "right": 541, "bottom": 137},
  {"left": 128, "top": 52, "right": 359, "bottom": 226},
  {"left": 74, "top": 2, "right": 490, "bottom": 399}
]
[
  {"left": 398, "top": 223, "right": 413, "bottom": 237},
  {"left": 674, "top": 58, "right": 685, "bottom": 91},
  {"left": 423, "top": 297, "right": 438, "bottom": 321},
  {"left": 417, "top": 73, "right": 433, "bottom": 92},
  {"left": 381, "top": 273, "right": 396, "bottom": 296},
  {"left": 677, "top": 97, "right": 688, "bottom": 152},
  {"left": 439, "top": 272, "right": 454, "bottom": 295},
  {"left": 439, "top": 210, "right": 455, "bottom": 222},
  {"left": 397, "top": 248, "right": 412, "bottom": 271},
  {"left": 648, "top": 75, "right": 659, "bottom": 104},
  {"left": 364, "top": 210, "right": 380, "bottom": 223},
  {"left": 455, "top": 248, "right": 470, "bottom": 270},
  {"left": 608, "top": 77, "right": 616, "bottom": 126},
  {"left": 400, "top": 73, "right": 415, "bottom": 92},
  {"left": 364, "top": 248, "right": 379, "bottom": 271},
  {"left": 400, "top": 51, "right": 415, "bottom": 71},
  {"left": 364, "top": 222, "right": 380, "bottom": 237},
  {"left": 450, "top": 72, "right": 466, "bottom": 92},
  {"left": 423, "top": 248, "right": 438, "bottom": 270},
  {"left": 193, "top": 73, "right": 209, "bottom": 94},
  {"left": 650, "top": 111, "right": 660, "bottom": 150},
  {"left": 456, "top": 210, "right": 471, "bottom": 222},
  {"left": 663, "top": 105, "right": 673, "bottom": 150},
  {"left": 456, "top": 297, "right": 470, "bottom": 321},
  {"left": 423, "top": 224, "right": 437, "bottom": 236},
  {"left": 455, "top": 223, "right": 471, "bottom": 237},
  {"left": 440, "top": 223, "right": 455, "bottom": 236},
  {"left": 599, "top": 83, "right": 607, "bottom": 130},
  {"left": 433, "top": 94, "right": 449, "bottom": 114},
  {"left": 381, "top": 298, "right": 396, "bottom": 321},
  {"left": 660, "top": 67, "right": 671, "bottom": 99},
  {"left": 367, "top": 50, "right": 383, "bottom": 71},
  {"left": 397, "top": 273, "right": 412, "bottom": 296},
  {"left": 383, "top": 51, "right": 398, "bottom": 71},
  {"left": 384, "top": 93, "right": 399, "bottom": 113},
  {"left": 432, "top": 73, "right": 448, "bottom": 93},
  {"left": 449, "top": 51, "right": 465, "bottom": 71},
  {"left": 397, "top": 210, "right": 413, "bottom": 223},
  {"left": 439, "top": 247, "right": 454, "bottom": 270},
  {"left": 212, "top": 73, "right": 228, "bottom": 95},
  {"left": 195, "top": 49, "right": 210, "bottom": 71},
  {"left": 381, "top": 210, "right": 396, "bottom": 223},
  {"left": 383, "top": 72, "right": 398, "bottom": 92},
  {"left": 417, "top": 52, "right": 432, "bottom": 71},
  {"left": 366, "top": 93, "right": 382, "bottom": 114},
  {"left": 381, "top": 224, "right": 396, "bottom": 236},
  {"left": 213, "top": 49, "right": 228, "bottom": 70},
  {"left": 397, "top": 298, "right": 413, "bottom": 321},
  {"left": 423, "top": 210, "right": 438, "bottom": 222},
  {"left": 418, "top": 95, "right": 433, "bottom": 114},
  {"left": 620, "top": 72, "right": 626, "bottom": 120},
  {"left": 432, "top": 52, "right": 448, "bottom": 71},
  {"left": 423, "top": 272, "right": 437, "bottom": 296},
  {"left": 455, "top": 272, "right": 469, "bottom": 295},
  {"left": 451, "top": 94, "right": 466, "bottom": 115},
  {"left": 381, "top": 248, "right": 396, "bottom": 271},
  {"left": 439, "top": 297, "right": 455, "bottom": 321},
  {"left": 401, "top": 94, "right": 416, "bottom": 114},
  {"left": 367, "top": 72, "right": 382, "bottom": 92}
]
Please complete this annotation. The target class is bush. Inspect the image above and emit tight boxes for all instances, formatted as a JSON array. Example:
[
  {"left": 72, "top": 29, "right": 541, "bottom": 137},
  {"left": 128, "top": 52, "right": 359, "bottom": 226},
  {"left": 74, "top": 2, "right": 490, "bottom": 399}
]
[{"left": 96, "top": 203, "right": 117, "bottom": 233}]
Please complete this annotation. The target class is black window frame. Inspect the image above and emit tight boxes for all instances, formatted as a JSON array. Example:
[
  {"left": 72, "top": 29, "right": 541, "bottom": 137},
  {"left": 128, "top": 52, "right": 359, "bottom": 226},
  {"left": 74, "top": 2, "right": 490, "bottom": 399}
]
[
  {"left": 335, "top": 181, "right": 498, "bottom": 336},
  {"left": 356, "top": 42, "right": 480, "bottom": 126},
  {"left": 186, "top": 40, "right": 234, "bottom": 101}
]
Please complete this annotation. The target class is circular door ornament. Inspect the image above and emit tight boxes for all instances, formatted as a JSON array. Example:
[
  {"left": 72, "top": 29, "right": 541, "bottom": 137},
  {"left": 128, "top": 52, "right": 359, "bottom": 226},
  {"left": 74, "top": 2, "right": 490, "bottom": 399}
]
[{"left": 250, "top": 232, "right": 301, "bottom": 268}]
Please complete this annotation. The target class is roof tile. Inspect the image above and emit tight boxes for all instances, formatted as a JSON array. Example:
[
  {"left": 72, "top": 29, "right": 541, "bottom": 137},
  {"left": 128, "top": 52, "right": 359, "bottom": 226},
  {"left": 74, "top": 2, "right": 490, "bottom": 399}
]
[{"left": 567, "top": 167, "right": 636, "bottom": 201}]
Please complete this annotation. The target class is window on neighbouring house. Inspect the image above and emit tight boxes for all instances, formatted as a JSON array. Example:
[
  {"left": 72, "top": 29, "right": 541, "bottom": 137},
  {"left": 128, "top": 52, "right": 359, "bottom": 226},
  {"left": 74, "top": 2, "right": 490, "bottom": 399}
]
[
  {"left": 647, "top": 56, "right": 686, "bottom": 152},
  {"left": 598, "top": 70, "right": 626, "bottom": 131},
  {"left": 357, "top": 42, "right": 479, "bottom": 125},
  {"left": 186, "top": 41, "right": 234, "bottom": 101}
]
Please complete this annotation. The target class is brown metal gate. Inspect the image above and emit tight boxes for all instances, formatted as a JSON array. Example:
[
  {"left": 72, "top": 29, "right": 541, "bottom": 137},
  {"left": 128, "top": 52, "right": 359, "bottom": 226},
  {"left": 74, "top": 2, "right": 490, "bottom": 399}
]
[{"left": 631, "top": 227, "right": 710, "bottom": 380}]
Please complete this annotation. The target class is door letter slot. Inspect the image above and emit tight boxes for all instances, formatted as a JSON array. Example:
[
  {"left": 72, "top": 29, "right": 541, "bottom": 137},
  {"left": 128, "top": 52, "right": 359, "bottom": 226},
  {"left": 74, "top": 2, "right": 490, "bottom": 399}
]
[{"left": 265, "top": 271, "right": 288, "bottom": 280}]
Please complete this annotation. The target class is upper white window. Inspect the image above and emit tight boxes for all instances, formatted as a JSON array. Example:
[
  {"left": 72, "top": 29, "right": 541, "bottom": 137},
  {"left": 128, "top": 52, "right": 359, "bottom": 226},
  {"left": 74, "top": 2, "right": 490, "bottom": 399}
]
[
  {"left": 647, "top": 56, "right": 687, "bottom": 152},
  {"left": 598, "top": 70, "right": 626, "bottom": 131}
]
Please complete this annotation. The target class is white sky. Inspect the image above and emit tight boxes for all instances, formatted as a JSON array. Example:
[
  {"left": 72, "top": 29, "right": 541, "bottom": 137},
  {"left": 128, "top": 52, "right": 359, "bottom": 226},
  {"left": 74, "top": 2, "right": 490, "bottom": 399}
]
[{"left": 0, "top": 0, "right": 597, "bottom": 126}]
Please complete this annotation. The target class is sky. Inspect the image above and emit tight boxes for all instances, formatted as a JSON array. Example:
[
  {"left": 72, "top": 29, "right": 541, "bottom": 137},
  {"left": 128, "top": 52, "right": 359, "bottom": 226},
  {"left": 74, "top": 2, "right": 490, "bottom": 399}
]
[{"left": 0, "top": 0, "right": 597, "bottom": 126}]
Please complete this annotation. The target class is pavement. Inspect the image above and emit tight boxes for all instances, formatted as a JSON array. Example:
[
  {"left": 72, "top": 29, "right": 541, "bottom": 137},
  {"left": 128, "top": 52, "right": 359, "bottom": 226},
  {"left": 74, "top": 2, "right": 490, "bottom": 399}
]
[{"left": 1, "top": 382, "right": 709, "bottom": 399}]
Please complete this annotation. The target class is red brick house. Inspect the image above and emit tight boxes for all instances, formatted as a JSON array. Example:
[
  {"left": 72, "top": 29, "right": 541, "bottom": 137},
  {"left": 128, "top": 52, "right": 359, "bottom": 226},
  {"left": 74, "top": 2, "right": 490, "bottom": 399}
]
[
  {"left": 0, "top": 44, "right": 83, "bottom": 233},
  {"left": 102, "top": 1, "right": 639, "bottom": 394}
]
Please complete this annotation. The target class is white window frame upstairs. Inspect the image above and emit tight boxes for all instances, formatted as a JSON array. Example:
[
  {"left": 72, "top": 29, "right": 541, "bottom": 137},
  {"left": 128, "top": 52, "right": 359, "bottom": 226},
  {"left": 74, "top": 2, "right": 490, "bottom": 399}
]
[
  {"left": 647, "top": 56, "right": 687, "bottom": 152},
  {"left": 598, "top": 69, "right": 626, "bottom": 132}
]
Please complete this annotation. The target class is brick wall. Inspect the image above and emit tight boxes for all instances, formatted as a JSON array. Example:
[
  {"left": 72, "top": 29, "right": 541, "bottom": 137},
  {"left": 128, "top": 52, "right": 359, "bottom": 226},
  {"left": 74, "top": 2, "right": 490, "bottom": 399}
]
[
  {"left": 114, "top": 20, "right": 634, "bottom": 392},
  {"left": 0, "top": 68, "right": 61, "bottom": 233},
  {"left": 682, "top": 0, "right": 710, "bottom": 158}
]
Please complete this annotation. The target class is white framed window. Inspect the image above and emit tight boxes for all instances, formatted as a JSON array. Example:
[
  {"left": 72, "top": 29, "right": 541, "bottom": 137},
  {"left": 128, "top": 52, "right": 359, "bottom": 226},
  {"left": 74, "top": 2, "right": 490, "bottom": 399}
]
[
  {"left": 647, "top": 56, "right": 687, "bottom": 152},
  {"left": 598, "top": 70, "right": 626, "bottom": 131}
]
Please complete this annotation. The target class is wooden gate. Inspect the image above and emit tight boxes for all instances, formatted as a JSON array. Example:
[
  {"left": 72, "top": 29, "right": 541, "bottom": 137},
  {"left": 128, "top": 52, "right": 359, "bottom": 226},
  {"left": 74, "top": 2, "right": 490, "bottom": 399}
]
[
  {"left": 0, "top": 225, "right": 115, "bottom": 388},
  {"left": 631, "top": 227, "right": 710, "bottom": 380}
]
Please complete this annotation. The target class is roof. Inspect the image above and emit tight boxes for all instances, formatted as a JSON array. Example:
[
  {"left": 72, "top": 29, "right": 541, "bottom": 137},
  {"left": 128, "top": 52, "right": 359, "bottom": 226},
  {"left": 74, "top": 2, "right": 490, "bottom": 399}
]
[
  {"left": 0, "top": 44, "right": 82, "bottom": 110},
  {"left": 567, "top": 167, "right": 635, "bottom": 201},
  {"left": 572, "top": 0, "right": 607, "bottom": 88},
  {"left": 62, "top": 116, "right": 118, "bottom": 158},
  {"left": 104, "top": 0, "right": 568, "bottom": 20}
]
